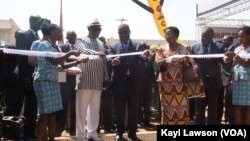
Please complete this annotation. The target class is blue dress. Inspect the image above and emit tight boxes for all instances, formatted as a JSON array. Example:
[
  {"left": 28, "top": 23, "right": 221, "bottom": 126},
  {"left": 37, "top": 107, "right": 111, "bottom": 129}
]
[
  {"left": 232, "top": 46, "right": 250, "bottom": 106},
  {"left": 33, "top": 40, "right": 62, "bottom": 114}
]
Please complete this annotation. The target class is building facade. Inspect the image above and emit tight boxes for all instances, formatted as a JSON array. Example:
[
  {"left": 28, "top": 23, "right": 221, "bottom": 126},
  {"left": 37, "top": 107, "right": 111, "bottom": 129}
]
[{"left": 0, "top": 19, "right": 20, "bottom": 45}]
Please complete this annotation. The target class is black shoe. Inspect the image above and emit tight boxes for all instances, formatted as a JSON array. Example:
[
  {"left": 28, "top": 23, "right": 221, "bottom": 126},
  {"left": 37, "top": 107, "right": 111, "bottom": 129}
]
[
  {"left": 69, "top": 131, "right": 75, "bottom": 136},
  {"left": 115, "top": 134, "right": 126, "bottom": 141},
  {"left": 97, "top": 128, "right": 101, "bottom": 133},
  {"left": 144, "top": 123, "right": 154, "bottom": 128},
  {"left": 104, "top": 128, "right": 114, "bottom": 133},
  {"left": 137, "top": 123, "right": 142, "bottom": 128},
  {"left": 128, "top": 134, "right": 142, "bottom": 141}
]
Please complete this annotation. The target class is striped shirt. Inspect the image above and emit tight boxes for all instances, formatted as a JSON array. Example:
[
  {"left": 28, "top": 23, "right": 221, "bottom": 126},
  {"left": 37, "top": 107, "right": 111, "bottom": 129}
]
[{"left": 75, "top": 36, "right": 108, "bottom": 90}]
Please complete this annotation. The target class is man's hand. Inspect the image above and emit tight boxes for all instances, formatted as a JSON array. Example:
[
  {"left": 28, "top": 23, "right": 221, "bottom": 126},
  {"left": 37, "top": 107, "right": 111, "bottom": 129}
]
[
  {"left": 224, "top": 51, "right": 235, "bottom": 63},
  {"left": 95, "top": 51, "right": 106, "bottom": 59},
  {"left": 70, "top": 50, "right": 81, "bottom": 57},
  {"left": 112, "top": 57, "right": 121, "bottom": 66},
  {"left": 224, "top": 51, "right": 235, "bottom": 59},
  {"left": 142, "top": 49, "right": 150, "bottom": 60},
  {"left": 77, "top": 57, "right": 89, "bottom": 64}
]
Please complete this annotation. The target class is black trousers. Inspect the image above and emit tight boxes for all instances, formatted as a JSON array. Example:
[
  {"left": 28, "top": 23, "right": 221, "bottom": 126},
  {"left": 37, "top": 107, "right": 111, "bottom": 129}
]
[
  {"left": 99, "top": 89, "right": 114, "bottom": 130},
  {"left": 217, "top": 85, "right": 234, "bottom": 124},
  {"left": 113, "top": 77, "right": 139, "bottom": 136},
  {"left": 4, "top": 80, "right": 23, "bottom": 116},
  {"left": 56, "top": 82, "right": 76, "bottom": 134},
  {"left": 22, "top": 87, "right": 37, "bottom": 140},
  {"left": 195, "top": 77, "right": 221, "bottom": 125},
  {"left": 138, "top": 83, "right": 152, "bottom": 125}
]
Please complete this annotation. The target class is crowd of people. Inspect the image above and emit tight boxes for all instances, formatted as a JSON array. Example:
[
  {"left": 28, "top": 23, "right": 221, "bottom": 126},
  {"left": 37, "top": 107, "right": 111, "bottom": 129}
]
[{"left": 1, "top": 15, "right": 250, "bottom": 141}]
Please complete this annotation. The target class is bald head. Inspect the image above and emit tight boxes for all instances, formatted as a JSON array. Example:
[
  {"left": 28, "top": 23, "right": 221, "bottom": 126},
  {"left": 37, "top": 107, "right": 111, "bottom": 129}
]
[
  {"left": 66, "top": 31, "right": 77, "bottom": 44},
  {"left": 29, "top": 15, "right": 42, "bottom": 23},
  {"left": 29, "top": 15, "right": 43, "bottom": 32},
  {"left": 222, "top": 35, "right": 233, "bottom": 48},
  {"left": 205, "top": 28, "right": 214, "bottom": 37},
  {"left": 118, "top": 24, "right": 130, "bottom": 31},
  {"left": 118, "top": 24, "right": 130, "bottom": 43}
]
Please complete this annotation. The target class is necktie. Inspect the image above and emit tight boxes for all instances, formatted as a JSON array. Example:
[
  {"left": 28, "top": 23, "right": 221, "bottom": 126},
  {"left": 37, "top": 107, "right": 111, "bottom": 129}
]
[
  {"left": 204, "top": 47, "right": 208, "bottom": 54},
  {"left": 123, "top": 43, "right": 128, "bottom": 53}
]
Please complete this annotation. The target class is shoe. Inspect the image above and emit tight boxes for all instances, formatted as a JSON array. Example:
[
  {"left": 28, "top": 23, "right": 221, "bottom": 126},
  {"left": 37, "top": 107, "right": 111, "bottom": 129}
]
[
  {"left": 104, "top": 128, "right": 114, "bottom": 133},
  {"left": 115, "top": 134, "right": 127, "bottom": 141},
  {"left": 55, "top": 132, "right": 61, "bottom": 137},
  {"left": 144, "top": 123, "right": 154, "bottom": 128},
  {"left": 87, "top": 135, "right": 103, "bottom": 141},
  {"left": 128, "top": 134, "right": 142, "bottom": 141},
  {"left": 96, "top": 128, "right": 101, "bottom": 133},
  {"left": 137, "top": 123, "right": 142, "bottom": 128},
  {"left": 69, "top": 131, "right": 76, "bottom": 136}
]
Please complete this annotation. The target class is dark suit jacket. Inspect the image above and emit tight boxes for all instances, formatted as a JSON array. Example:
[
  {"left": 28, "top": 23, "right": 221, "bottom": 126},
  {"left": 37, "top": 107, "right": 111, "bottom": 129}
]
[
  {"left": 60, "top": 43, "right": 73, "bottom": 60},
  {"left": 109, "top": 40, "right": 144, "bottom": 90},
  {"left": 138, "top": 56, "right": 154, "bottom": 88},
  {"left": 192, "top": 41, "right": 224, "bottom": 79},
  {"left": 59, "top": 43, "right": 76, "bottom": 85},
  {"left": 16, "top": 29, "right": 38, "bottom": 80}
]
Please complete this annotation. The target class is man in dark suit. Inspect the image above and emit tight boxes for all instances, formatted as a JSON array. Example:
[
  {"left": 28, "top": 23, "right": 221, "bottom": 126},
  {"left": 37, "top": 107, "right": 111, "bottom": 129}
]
[
  {"left": 137, "top": 43, "right": 154, "bottom": 128},
  {"left": 217, "top": 35, "right": 235, "bottom": 124},
  {"left": 191, "top": 28, "right": 224, "bottom": 125},
  {"left": 98, "top": 36, "right": 114, "bottom": 133},
  {"left": 56, "top": 31, "right": 77, "bottom": 136},
  {"left": 15, "top": 15, "right": 44, "bottom": 140},
  {"left": 109, "top": 24, "right": 149, "bottom": 141}
]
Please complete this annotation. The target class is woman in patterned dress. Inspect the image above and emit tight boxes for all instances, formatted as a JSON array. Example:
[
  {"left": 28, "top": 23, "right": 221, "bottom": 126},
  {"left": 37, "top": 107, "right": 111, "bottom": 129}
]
[
  {"left": 155, "top": 26, "right": 204, "bottom": 125},
  {"left": 224, "top": 26, "right": 250, "bottom": 124},
  {"left": 33, "top": 24, "right": 88, "bottom": 141}
]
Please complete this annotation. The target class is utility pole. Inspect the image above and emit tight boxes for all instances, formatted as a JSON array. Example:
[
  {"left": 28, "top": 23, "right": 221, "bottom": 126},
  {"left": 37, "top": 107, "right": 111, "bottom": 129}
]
[
  {"left": 116, "top": 18, "right": 128, "bottom": 24},
  {"left": 59, "top": 0, "right": 64, "bottom": 44}
]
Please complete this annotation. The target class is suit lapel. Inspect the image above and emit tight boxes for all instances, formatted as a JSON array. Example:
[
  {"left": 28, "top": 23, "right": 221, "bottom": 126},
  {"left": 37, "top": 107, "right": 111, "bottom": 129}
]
[
  {"left": 28, "top": 30, "right": 38, "bottom": 40},
  {"left": 198, "top": 43, "right": 204, "bottom": 54},
  {"left": 210, "top": 42, "right": 216, "bottom": 54},
  {"left": 118, "top": 42, "right": 124, "bottom": 53}
]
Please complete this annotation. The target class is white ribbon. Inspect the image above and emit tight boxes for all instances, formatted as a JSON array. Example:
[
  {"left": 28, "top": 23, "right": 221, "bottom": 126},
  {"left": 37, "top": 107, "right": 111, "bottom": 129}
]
[
  {"left": 0, "top": 48, "right": 143, "bottom": 60},
  {"left": 1, "top": 48, "right": 250, "bottom": 60}
]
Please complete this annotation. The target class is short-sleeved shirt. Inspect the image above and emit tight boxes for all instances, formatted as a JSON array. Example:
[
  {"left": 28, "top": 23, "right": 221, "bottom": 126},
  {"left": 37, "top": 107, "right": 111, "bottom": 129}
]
[
  {"left": 30, "top": 40, "right": 41, "bottom": 77},
  {"left": 33, "top": 40, "right": 59, "bottom": 81}
]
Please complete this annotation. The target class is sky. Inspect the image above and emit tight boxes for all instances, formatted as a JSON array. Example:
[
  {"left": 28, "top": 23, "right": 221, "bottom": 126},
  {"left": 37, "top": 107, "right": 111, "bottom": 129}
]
[{"left": 0, "top": 0, "right": 249, "bottom": 41}]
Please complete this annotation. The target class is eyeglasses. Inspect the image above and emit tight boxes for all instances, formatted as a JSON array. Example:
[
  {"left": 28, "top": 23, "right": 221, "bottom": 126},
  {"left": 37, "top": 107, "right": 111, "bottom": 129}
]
[{"left": 166, "top": 32, "right": 175, "bottom": 37}]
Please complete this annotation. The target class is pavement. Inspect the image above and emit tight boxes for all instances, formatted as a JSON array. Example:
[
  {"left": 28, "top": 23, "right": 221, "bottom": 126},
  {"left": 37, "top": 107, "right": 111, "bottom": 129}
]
[
  {"left": 56, "top": 128, "right": 157, "bottom": 141},
  {"left": 56, "top": 120, "right": 160, "bottom": 141}
]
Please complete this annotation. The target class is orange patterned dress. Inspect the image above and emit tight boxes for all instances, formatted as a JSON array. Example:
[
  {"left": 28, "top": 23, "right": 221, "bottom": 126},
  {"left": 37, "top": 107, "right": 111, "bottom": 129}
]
[{"left": 155, "top": 44, "right": 204, "bottom": 125}]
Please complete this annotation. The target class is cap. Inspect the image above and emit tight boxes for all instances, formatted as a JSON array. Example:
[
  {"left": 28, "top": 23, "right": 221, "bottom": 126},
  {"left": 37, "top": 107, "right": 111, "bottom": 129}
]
[{"left": 150, "top": 45, "right": 158, "bottom": 53}]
